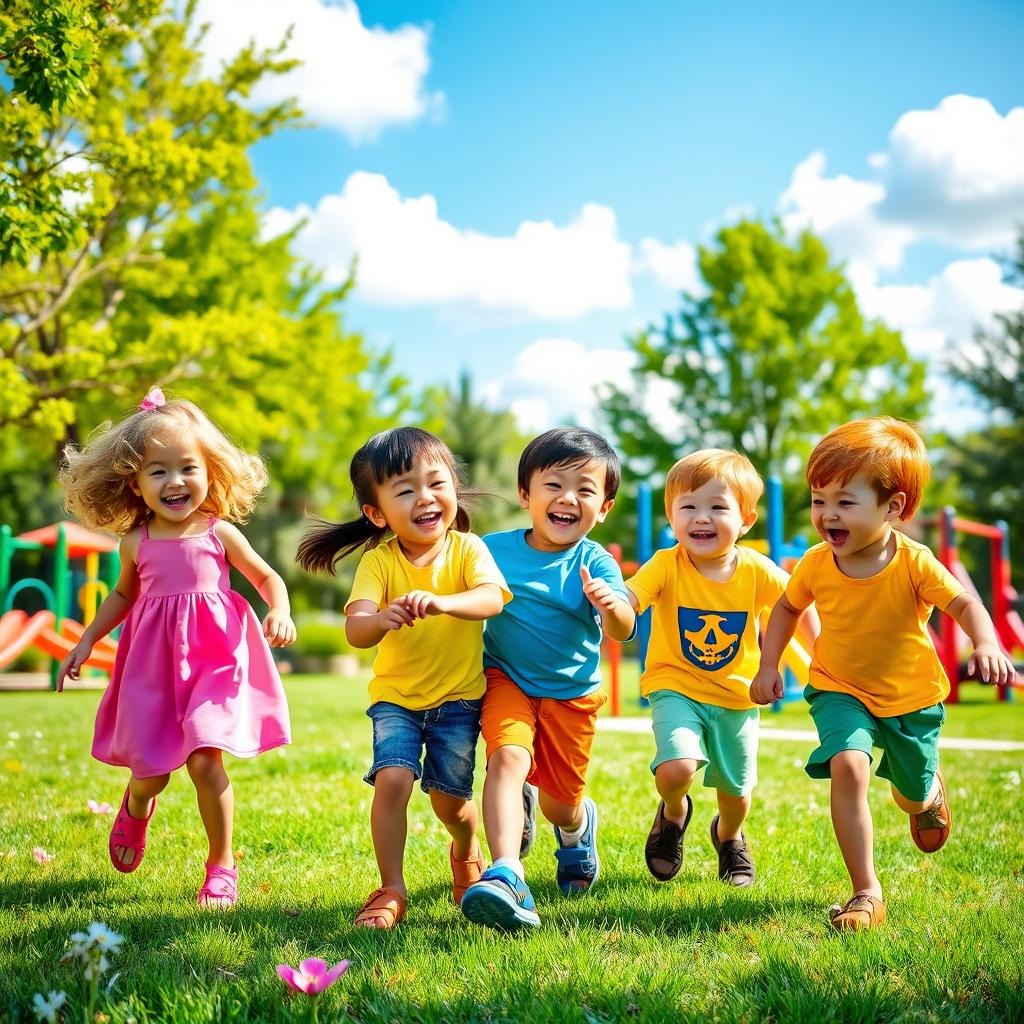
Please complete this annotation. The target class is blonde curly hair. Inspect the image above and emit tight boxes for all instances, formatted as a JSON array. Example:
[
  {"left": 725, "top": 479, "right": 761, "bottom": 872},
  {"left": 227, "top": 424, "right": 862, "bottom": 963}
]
[{"left": 60, "top": 397, "right": 269, "bottom": 535}]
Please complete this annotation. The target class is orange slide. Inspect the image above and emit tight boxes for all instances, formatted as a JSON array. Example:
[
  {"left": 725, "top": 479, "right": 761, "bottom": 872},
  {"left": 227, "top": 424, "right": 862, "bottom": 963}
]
[{"left": 0, "top": 609, "right": 117, "bottom": 672}]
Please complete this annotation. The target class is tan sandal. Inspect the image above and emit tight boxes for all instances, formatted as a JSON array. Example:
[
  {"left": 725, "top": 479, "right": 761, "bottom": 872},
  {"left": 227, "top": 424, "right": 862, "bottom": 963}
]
[
  {"left": 829, "top": 892, "right": 886, "bottom": 931},
  {"left": 354, "top": 886, "right": 407, "bottom": 929},
  {"left": 449, "top": 841, "right": 485, "bottom": 906},
  {"left": 910, "top": 768, "right": 952, "bottom": 853}
]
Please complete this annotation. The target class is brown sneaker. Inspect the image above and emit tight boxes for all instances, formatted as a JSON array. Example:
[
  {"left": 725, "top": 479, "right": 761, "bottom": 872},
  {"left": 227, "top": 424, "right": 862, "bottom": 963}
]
[
  {"left": 710, "top": 814, "right": 756, "bottom": 887},
  {"left": 910, "top": 769, "right": 952, "bottom": 853},
  {"left": 644, "top": 796, "right": 692, "bottom": 881},
  {"left": 829, "top": 892, "right": 886, "bottom": 931}
]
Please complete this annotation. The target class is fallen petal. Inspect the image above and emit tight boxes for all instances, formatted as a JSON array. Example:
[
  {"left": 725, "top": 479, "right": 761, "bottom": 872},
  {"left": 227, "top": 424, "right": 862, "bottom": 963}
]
[{"left": 32, "top": 847, "right": 53, "bottom": 864}]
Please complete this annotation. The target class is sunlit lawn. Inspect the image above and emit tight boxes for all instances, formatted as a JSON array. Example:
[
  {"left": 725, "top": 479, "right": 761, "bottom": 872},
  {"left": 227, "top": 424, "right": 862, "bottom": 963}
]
[{"left": 2, "top": 668, "right": 1023, "bottom": 1023}]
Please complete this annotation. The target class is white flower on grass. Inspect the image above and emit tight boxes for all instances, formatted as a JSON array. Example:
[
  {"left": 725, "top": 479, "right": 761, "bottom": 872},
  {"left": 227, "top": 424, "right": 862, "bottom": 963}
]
[
  {"left": 32, "top": 990, "right": 66, "bottom": 1023},
  {"left": 8, "top": 731, "right": 19, "bottom": 740},
  {"left": 83, "top": 955, "right": 109, "bottom": 981},
  {"left": 85, "top": 922, "right": 123, "bottom": 955}
]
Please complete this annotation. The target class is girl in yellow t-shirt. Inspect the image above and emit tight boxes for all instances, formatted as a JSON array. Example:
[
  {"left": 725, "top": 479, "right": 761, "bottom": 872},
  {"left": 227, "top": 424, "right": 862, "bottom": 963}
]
[
  {"left": 297, "top": 427, "right": 511, "bottom": 930},
  {"left": 752, "top": 417, "right": 1014, "bottom": 932}
]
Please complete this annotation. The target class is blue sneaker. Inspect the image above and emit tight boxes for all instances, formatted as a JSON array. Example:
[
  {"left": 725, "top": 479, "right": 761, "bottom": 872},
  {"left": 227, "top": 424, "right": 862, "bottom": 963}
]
[
  {"left": 460, "top": 866, "right": 541, "bottom": 931},
  {"left": 520, "top": 783, "right": 538, "bottom": 858},
  {"left": 553, "top": 796, "right": 599, "bottom": 895}
]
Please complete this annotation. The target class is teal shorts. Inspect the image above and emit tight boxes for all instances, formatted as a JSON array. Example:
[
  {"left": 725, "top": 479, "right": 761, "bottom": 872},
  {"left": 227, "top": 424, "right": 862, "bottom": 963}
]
[
  {"left": 648, "top": 689, "right": 759, "bottom": 797},
  {"left": 804, "top": 686, "right": 944, "bottom": 802}
]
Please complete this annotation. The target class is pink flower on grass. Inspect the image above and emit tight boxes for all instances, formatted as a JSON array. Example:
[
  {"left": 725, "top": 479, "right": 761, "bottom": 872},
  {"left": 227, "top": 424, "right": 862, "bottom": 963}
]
[
  {"left": 276, "top": 958, "right": 350, "bottom": 994},
  {"left": 33, "top": 847, "right": 53, "bottom": 864},
  {"left": 87, "top": 800, "right": 113, "bottom": 815}
]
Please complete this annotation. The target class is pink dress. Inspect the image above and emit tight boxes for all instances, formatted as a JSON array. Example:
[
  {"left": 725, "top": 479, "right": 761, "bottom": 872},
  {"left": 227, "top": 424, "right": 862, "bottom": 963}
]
[{"left": 92, "top": 518, "right": 291, "bottom": 778}]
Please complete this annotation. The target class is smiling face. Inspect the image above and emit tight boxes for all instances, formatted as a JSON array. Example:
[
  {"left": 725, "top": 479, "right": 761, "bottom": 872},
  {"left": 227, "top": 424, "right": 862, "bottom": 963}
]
[
  {"left": 811, "top": 472, "right": 906, "bottom": 560},
  {"left": 669, "top": 477, "right": 755, "bottom": 563},
  {"left": 519, "top": 459, "right": 613, "bottom": 552},
  {"left": 364, "top": 457, "right": 458, "bottom": 559},
  {"left": 132, "top": 434, "right": 210, "bottom": 525}
]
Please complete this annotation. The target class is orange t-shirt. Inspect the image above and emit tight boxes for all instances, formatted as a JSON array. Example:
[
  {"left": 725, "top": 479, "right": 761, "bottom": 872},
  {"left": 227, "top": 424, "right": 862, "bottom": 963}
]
[{"left": 785, "top": 531, "right": 963, "bottom": 716}]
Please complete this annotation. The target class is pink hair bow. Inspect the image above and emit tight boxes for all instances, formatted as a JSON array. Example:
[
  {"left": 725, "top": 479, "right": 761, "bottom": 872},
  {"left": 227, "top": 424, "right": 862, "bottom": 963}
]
[{"left": 139, "top": 387, "right": 165, "bottom": 411}]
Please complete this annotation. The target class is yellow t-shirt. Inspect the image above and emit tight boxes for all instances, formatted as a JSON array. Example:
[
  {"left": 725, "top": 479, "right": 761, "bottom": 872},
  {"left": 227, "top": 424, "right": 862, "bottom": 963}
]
[
  {"left": 626, "top": 545, "right": 790, "bottom": 710},
  {"left": 344, "top": 531, "right": 512, "bottom": 711},
  {"left": 785, "top": 531, "right": 964, "bottom": 717}
]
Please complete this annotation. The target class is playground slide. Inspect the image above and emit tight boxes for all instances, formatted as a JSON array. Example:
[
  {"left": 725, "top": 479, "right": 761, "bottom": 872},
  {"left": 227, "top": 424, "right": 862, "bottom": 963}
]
[
  {"left": 0, "top": 609, "right": 53, "bottom": 669},
  {"left": 58, "top": 617, "right": 117, "bottom": 658},
  {"left": 34, "top": 617, "right": 117, "bottom": 672}
]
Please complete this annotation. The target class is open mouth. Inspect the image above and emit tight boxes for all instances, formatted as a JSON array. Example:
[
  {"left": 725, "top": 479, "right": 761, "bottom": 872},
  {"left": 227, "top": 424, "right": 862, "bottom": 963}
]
[
  {"left": 827, "top": 528, "right": 849, "bottom": 545},
  {"left": 548, "top": 511, "right": 579, "bottom": 528},
  {"left": 413, "top": 511, "right": 442, "bottom": 529},
  {"left": 689, "top": 530, "right": 716, "bottom": 541},
  {"left": 162, "top": 494, "right": 190, "bottom": 510}
]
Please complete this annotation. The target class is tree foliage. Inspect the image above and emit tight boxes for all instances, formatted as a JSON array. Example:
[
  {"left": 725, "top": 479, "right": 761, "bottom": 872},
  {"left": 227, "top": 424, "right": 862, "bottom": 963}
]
[
  {"left": 946, "top": 233, "right": 1024, "bottom": 589},
  {"left": 0, "top": 2, "right": 405, "bottom": 606},
  {"left": 601, "top": 219, "right": 929, "bottom": 533}
]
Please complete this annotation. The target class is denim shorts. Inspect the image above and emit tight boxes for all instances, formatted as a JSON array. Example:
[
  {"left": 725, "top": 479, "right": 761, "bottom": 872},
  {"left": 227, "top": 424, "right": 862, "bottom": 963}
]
[{"left": 364, "top": 698, "right": 482, "bottom": 799}]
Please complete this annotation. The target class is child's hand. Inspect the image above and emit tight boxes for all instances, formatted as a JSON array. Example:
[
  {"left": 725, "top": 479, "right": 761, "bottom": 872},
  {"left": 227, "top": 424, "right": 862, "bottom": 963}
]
[
  {"left": 401, "top": 590, "right": 450, "bottom": 619},
  {"left": 263, "top": 609, "right": 297, "bottom": 648},
  {"left": 56, "top": 643, "right": 92, "bottom": 692},
  {"left": 580, "top": 566, "right": 619, "bottom": 611},
  {"left": 378, "top": 599, "right": 416, "bottom": 632},
  {"left": 968, "top": 642, "right": 1016, "bottom": 686},
  {"left": 749, "top": 667, "right": 783, "bottom": 705}
]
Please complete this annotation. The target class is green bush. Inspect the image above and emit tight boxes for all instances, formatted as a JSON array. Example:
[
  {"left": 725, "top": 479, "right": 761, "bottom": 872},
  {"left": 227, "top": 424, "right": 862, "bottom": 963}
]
[{"left": 292, "top": 620, "right": 351, "bottom": 657}]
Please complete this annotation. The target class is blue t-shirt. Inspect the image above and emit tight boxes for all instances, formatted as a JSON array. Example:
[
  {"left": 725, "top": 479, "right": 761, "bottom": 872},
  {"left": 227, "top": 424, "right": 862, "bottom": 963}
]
[{"left": 482, "top": 529, "right": 630, "bottom": 700}]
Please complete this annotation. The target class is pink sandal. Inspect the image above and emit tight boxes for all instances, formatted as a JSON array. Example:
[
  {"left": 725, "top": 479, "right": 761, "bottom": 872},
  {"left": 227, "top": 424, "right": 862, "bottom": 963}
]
[
  {"left": 198, "top": 863, "right": 238, "bottom": 908},
  {"left": 108, "top": 787, "right": 156, "bottom": 874}
]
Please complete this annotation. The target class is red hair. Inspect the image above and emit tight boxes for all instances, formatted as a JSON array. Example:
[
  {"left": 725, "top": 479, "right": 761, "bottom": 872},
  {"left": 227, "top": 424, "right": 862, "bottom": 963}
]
[
  {"left": 805, "top": 417, "right": 929, "bottom": 520},
  {"left": 665, "top": 449, "right": 763, "bottom": 521}
]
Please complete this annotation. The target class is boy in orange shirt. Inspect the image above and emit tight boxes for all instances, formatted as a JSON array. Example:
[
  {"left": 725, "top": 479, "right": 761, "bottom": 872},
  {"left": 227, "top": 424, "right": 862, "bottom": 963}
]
[{"left": 752, "top": 417, "right": 1015, "bottom": 930}]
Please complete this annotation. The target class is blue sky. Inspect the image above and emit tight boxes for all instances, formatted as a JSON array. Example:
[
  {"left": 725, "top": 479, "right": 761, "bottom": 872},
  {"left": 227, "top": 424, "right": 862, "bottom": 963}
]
[{"left": 198, "top": 0, "right": 1024, "bottom": 431}]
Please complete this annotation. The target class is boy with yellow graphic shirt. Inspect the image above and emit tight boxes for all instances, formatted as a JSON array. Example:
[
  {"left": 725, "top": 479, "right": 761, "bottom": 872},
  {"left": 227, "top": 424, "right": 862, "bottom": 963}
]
[
  {"left": 626, "top": 450, "right": 817, "bottom": 887},
  {"left": 751, "top": 417, "right": 1015, "bottom": 931}
]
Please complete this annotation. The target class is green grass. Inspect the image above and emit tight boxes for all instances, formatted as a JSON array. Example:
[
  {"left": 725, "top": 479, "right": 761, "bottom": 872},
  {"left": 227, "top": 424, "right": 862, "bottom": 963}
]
[{"left": 1, "top": 672, "right": 1023, "bottom": 1023}]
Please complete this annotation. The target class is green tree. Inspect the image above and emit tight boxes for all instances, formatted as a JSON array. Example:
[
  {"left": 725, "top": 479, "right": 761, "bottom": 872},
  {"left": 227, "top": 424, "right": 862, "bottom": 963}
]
[
  {"left": 945, "top": 233, "right": 1024, "bottom": 590},
  {"left": 436, "top": 372, "right": 528, "bottom": 535},
  {"left": 0, "top": 2, "right": 405, "bottom": 607},
  {"left": 601, "top": 219, "right": 929, "bottom": 534}
]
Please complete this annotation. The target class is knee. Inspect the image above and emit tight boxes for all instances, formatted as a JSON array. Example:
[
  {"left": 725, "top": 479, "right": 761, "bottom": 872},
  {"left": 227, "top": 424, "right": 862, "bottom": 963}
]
[
  {"left": 430, "top": 791, "right": 472, "bottom": 825},
  {"left": 373, "top": 766, "right": 415, "bottom": 803},
  {"left": 830, "top": 750, "right": 870, "bottom": 784},
  {"left": 488, "top": 745, "right": 530, "bottom": 779},
  {"left": 186, "top": 749, "right": 224, "bottom": 785},
  {"left": 656, "top": 758, "right": 698, "bottom": 791}
]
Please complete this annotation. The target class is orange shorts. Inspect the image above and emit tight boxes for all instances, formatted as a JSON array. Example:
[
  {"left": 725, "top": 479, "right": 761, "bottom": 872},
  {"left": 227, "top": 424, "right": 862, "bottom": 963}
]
[{"left": 481, "top": 666, "right": 607, "bottom": 806}]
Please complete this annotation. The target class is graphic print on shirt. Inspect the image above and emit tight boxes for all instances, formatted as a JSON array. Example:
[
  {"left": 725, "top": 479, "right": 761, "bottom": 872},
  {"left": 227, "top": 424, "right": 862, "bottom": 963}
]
[{"left": 677, "top": 608, "right": 747, "bottom": 671}]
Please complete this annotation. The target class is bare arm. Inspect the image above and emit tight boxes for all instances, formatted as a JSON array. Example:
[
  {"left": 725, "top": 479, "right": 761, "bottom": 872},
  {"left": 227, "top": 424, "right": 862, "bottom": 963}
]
[
  {"left": 579, "top": 566, "right": 636, "bottom": 641},
  {"left": 216, "top": 522, "right": 295, "bottom": 647},
  {"left": 403, "top": 583, "right": 506, "bottom": 621},
  {"left": 345, "top": 598, "right": 414, "bottom": 648},
  {"left": 749, "top": 594, "right": 803, "bottom": 705},
  {"left": 57, "top": 535, "right": 139, "bottom": 691},
  {"left": 946, "top": 593, "right": 1015, "bottom": 686}
]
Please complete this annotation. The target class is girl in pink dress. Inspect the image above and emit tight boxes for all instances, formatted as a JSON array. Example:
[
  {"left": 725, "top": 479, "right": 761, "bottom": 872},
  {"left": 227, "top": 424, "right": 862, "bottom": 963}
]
[{"left": 57, "top": 388, "right": 294, "bottom": 908}]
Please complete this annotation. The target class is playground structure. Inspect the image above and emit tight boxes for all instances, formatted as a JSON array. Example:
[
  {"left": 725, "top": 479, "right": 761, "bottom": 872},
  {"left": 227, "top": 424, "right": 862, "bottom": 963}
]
[
  {"left": 0, "top": 521, "right": 120, "bottom": 686},
  {"left": 602, "top": 479, "right": 1024, "bottom": 714}
]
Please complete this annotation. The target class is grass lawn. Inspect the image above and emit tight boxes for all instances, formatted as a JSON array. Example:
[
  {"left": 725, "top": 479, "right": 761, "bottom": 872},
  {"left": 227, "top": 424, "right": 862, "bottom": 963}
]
[{"left": 2, "top": 669, "right": 1023, "bottom": 1023}]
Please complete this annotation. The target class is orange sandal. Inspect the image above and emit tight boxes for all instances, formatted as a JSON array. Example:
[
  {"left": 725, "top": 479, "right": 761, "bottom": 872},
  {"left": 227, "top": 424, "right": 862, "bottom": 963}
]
[
  {"left": 829, "top": 892, "right": 886, "bottom": 931},
  {"left": 449, "top": 841, "right": 485, "bottom": 906},
  {"left": 353, "top": 886, "right": 407, "bottom": 929}
]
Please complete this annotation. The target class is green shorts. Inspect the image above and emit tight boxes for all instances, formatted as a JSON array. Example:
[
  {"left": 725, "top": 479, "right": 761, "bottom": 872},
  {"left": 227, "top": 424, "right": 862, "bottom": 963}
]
[
  {"left": 648, "top": 689, "right": 759, "bottom": 797},
  {"left": 804, "top": 686, "right": 944, "bottom": 802}
]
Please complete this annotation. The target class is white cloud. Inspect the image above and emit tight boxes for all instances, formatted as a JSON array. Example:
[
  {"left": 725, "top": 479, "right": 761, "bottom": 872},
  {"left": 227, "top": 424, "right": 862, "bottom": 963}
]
[
  {"left": 779, "top": 97, "right": 1024, "bottom": 273},
  {"left": 880, "top": 95, "right": 1024, "bottom": 249},
  {"left": 193, "top": 0, "right": 443, "bottom": 141},
  {"left": 636, "top": 238, "right": 702, "bottom": 293},
  {"left": 267, "top": 172, "right": 634, "bottom": 318}
]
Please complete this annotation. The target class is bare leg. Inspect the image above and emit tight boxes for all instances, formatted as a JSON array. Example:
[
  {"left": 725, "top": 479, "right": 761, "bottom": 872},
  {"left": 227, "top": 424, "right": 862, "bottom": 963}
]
[
  {"left": 537, "top": 790, "right": 582, "bottom": 831},
  {"left": 360, "top": 766, "right": 415, "bottom": 927},
  {"left": 114, "top": 772, "right": 170, "bottom": 867},
  {"left": 482, "top": 745, "right": 531, "bottom": 863},
  {"left": 715, "top": 791, "right": 751, "bottom": 841},
  {"left": 186, "top": 748, "right": 233, "bottom": 869},
  {"left": 890, "top": 780, "right": 936, "bottom": 814},
  {"left": 829, "top": 750, "right": 882, "bottom": 899},
  {"left": 655, "top": 758, "right": 698, "bottom": 826},
  {"left": 430, "top": 790, "right": 480, "bottom": 860}
]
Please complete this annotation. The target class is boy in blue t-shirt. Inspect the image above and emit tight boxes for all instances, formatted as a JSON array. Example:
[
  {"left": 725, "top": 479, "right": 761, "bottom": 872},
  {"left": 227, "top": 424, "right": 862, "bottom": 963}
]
[{"left": 460, "top": 428, "right": 636, "bottom": 931}]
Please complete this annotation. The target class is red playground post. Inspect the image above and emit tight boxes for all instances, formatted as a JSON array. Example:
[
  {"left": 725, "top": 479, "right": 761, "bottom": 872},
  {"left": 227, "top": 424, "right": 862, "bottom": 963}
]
[{"left": 936, "top": 507, "right": 1024, "bottom": 702}]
